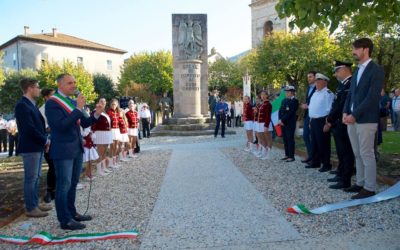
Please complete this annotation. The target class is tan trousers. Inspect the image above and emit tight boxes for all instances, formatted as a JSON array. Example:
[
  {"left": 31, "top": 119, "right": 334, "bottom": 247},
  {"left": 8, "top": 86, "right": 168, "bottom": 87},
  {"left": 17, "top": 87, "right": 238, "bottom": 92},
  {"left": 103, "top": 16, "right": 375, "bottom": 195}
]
[{"left": 347, "top": 123, "right": 378, "bottom": 192}]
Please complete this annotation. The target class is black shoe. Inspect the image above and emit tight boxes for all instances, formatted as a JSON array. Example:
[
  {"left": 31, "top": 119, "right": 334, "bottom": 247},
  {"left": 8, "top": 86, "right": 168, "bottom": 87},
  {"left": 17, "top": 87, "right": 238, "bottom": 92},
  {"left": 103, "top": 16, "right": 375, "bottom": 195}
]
[
  {"left": 280, "top": 157, "right": 289, "bottom": 161},
  {"left": 73, "top": 213, "right": 92, "bottom": 222},
  {"left": 43, "top": 192, "right": 52, "bottom": 203},
  {"left": 305, "top": 164, "right": 319, "bottom": 168},
  {"left": 318, "top": 166, "right": 332, "bottom": 172},
  {"left": 301, "top": 158, "right": 311, "bottom": 163},
  {"left": 329, "top": 170, "right": 338, "bottom": 175},
  {"left": 344, "top": 184, "right": 363, "bottom": 193},
  {"left": 286, "top": 158, "right": 295, "bottom": 162},
  {"left": 61, "top": 219, "right": 86, "bottom": 230},
  {"left": 329, "top": 182, "right": 350, "bottom": 189},
  {"left": 221, "top": 135, "right": 225, "bottom": 138},
  {"left": 351, "top": 188, "right": 376, "bottom": 199},
  {"left": 327, "top": 176, "right": 342, "bottom": 182}
]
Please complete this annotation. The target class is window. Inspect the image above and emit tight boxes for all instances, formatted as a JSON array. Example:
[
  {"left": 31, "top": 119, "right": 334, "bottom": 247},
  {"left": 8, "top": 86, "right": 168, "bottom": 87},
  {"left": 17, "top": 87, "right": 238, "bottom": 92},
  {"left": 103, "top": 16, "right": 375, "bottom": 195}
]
[
  {"left": 107, "top": 60, "right": 112, "bottom": 70},
  {"left": 13, "top": 53, "right": 17, "bottom": 66},
  {"left": 77, "top": 57, "right": 83, "bottom": 65}
]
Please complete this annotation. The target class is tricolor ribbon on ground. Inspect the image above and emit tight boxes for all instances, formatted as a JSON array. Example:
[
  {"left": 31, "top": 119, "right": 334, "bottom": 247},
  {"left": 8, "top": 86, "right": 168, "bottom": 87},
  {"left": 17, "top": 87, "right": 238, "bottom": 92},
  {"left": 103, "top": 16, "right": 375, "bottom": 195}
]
[
  {"left": 288, "top": 182, "right": 400, "bottom": 215},
  {"left": 0, "top": 230, "right": 138, "bottom": 245}
]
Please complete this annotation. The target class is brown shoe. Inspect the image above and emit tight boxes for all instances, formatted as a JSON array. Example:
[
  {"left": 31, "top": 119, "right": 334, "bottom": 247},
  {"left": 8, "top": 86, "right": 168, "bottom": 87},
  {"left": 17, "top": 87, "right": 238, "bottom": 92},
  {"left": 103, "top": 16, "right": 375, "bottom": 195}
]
[
  {"left": 38, "top": 203, "right": 52, "bottom": 211},
  {"left": 343, "top": 184, "right": 363, "bottom": 193},
  {"left": 351, "top": 188, "right": 376, "bottom": 199},
  {"left": 26, "top": 207, "right": 48, "bottom": 218}
]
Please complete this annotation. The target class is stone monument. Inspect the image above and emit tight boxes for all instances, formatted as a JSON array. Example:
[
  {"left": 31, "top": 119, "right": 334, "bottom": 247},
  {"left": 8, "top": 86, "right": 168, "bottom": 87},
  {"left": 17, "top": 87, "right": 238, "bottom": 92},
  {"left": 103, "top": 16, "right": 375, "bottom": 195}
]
[{"left": 151, "top": 14, "right": 234, "bottom": 136}]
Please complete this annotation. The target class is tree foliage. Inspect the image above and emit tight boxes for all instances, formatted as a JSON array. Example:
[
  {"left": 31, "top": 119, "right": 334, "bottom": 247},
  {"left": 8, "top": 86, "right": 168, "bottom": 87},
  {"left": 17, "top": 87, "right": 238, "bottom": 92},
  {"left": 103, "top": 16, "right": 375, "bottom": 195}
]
[
  {"left": 0, "top": 69, "right": 37, "bottom": 114},
  {"left": 208, "top": 58, "right": 243, "bottom": 95},
  {"left": 119, "top": 50, "right": 173, "bottom": 96},
  {"left": 0, "top": 52, "right": 5, "bottom": 86},
  {"left": 93, "top": 73, "right": 119, "bottom": 101},
  {"left": 121, "top": 82, "right": 159, "bottom": 111},
  {"left": 336, "top": 20, "right": 400, "bottom": 90},
  {"left": 248, "top": 29, "right": 343, "bottom": 100},
  {"left": 276, "top": 0, "right": 400, "bottom": 33},
  {"left": 37, "top": 60, "right": 97, "bottom": 103}
]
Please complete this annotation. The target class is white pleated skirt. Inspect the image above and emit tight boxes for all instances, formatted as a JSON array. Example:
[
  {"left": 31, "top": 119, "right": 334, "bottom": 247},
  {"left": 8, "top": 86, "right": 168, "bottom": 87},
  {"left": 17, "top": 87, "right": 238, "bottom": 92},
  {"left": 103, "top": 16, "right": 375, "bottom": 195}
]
[
  {"left": 119, "top": 133, "right": 129, "bottom": 142},
  {"left": 111, "top": 128, "right": 121, "bottom": 141},
  {"left": 93, "top": 131, "right": 113, "bottom": 145},
  {"left": 128, "top": 128, "right": 138, "bottom": 136},
  {"left": 83, "top": 147, "right": 99, "bottom": 162}
]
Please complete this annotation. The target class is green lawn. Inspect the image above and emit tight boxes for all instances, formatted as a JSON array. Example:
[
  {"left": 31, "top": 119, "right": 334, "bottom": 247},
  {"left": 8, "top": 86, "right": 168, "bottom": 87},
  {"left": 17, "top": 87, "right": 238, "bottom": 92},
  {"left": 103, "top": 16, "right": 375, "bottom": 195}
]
[{"left": 379, "top": 131, "right": 400, "bottom": 154}]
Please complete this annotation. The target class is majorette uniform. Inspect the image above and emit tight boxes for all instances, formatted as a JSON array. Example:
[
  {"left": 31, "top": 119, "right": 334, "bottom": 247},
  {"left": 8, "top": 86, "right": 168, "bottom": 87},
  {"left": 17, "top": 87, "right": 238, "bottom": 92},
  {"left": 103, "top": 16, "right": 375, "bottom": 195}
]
[
  {"left": 107, "top": 108, "right": 121, "bottom": 141},
  {"left": 118, "top": 114, "right": 129, "bottom": 143},
  {"left": 91, "top": 112, "right": 113, "bottom": 145},
  {"left": 82, "top": 127, "right": 99, "bottom": 162},
  {"left": 255, "top": 100, "right": 272, "bottom": 133},
  {"left": 125, "top": 110, "right": 139, "bottom": 136},
  {"left": 242, "top": 102, "right": 254, "bottom": 131}
]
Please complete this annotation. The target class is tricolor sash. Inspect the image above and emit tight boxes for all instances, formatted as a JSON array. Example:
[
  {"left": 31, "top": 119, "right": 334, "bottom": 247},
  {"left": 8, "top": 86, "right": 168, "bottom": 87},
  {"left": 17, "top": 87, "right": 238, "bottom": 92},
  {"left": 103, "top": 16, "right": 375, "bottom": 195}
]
[{"left": 49, "top": 92, "right": 80, "bottom": 125}]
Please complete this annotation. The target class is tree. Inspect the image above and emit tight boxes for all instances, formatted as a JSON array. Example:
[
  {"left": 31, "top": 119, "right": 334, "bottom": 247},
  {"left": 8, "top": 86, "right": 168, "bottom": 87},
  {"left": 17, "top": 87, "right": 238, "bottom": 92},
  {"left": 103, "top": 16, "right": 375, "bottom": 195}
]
[
  {"left": 276, "top": 0, "right": 400, "bottom": 33},
  {"left": 119, "top": 50, "right": 173, "bottom": 96},
  {"left": 336, "top": 20, "right": 400, "bottom": 90},
  {"left": 37, "top": 60, "right": 97, "bottom": 103},
  {"left": 93, "top": 73, "right": 119, "bottom": 101},
  {"left": 121, "top": 82, "right": 159, "bottom": 111},
  {"left": 0, "top": 69, "right": 37, "bottom": 114},
  {"left": 208, "top": 58, "right": 243, "bottom": 95},
  {"left": 248, "top": 29, "right": 344, "bottom": 101}
]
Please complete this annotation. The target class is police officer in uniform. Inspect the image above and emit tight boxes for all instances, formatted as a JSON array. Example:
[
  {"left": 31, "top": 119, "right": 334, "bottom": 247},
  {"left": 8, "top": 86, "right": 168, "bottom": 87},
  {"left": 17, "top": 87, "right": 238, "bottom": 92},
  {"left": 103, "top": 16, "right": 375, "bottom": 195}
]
[
  {"left": 325, "top": 61, "right": 355, "bottom": 189},
  {"left": 306, "top": 73, "right": 334, "bottom": 172},
  {"left": 278, "top": 85, "right": 299, "bottom": 162}
]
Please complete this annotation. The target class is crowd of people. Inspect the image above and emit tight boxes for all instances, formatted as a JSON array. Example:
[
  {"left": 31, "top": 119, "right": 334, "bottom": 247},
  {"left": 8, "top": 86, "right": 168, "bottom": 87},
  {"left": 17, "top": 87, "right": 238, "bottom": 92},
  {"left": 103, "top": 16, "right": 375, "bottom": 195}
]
[
  {"left": 13, "top": 73, "right": 149, "bottom": 230},
  {"left": 240, "top": 38, "right": 394, "bottom": 200}
]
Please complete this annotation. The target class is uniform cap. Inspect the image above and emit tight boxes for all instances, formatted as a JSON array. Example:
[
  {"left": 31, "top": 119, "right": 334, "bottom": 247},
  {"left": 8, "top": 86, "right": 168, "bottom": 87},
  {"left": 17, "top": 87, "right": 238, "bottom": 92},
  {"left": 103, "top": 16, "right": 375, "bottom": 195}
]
[
  {"left": 284, "top": 85, "right": 296, "bottom": 92},
  {"left": 333, "top": 60, "right": 352, "bottom": 72},
  {"left": 315, "top": 73, "right": 330, "bottom": 81}
]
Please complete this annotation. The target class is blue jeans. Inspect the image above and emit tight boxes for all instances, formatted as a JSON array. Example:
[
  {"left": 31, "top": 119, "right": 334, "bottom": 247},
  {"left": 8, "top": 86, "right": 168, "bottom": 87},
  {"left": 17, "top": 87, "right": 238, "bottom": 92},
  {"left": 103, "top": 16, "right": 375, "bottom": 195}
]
[
  {"left": 21, "top": 152, "right": 44, "bottom": 212},
  {"left": 303, "top": 115, "right": 313, "bottom": 159},
  {"left": 54, "top": 154, "right": 83, "bottom": 225}
]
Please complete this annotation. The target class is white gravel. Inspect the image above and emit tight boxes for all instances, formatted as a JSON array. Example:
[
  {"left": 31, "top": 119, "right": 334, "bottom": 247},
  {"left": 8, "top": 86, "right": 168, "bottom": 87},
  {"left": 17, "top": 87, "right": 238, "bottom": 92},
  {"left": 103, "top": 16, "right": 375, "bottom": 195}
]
[
  {"left": 222, "top": 146, "right": 400, "bottom": 238},
  {"left": 0, "top": 149, "right": 171, "bottom": 249}
]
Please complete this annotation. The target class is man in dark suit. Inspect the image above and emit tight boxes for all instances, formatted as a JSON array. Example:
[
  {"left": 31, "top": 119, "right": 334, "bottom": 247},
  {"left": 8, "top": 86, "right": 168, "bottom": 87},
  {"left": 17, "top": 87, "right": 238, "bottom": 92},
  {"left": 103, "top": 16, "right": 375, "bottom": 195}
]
[
  {"left": 278, "top": 85, "right": 299, "bottom": 162},
  {"left": 46, "top": 73, "right": 104, "bottom": 230},
  {"left": 324, "top": 61, "right": 355, "bottom": 189},
  {"left": 343, "top": 38, "right": 384, "bottom": 199},
  {"left": 301, "top": 71, "right": 317, "bottom": 163},
  {"left": 15, "top": 78, "right": 51, "bottom": 218}
]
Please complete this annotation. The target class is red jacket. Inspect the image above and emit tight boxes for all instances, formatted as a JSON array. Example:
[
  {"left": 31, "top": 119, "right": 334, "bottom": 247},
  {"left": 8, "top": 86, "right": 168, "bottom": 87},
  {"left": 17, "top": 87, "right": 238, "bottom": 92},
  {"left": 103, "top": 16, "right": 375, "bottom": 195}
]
[
  {"left": 118, "top": 115, "right": 127, "bottom": 134},
  {"left": 91, "top": 112, "right": 111, "bottom": 131},
  {"left": 242, "top": 102, "right": 254, "bottom": 122},
  {"left": 125, "top": 110, "right": 139, "bottom": 128},
  {"left": 83, "top": 133, "right": 94, "bottom": 148},
  {"left": 257, "top": 100, "right": 272, "bottom": 127},
  {"left": 107, "top": 108, "right": 120, "bottom": 129}
]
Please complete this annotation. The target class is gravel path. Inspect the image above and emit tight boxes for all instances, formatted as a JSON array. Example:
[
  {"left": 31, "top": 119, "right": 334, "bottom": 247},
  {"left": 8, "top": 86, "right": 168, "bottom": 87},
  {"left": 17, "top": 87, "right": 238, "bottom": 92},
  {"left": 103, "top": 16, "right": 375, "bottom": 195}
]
[
  {"left": 0, "top": 149, "right": 171, "bottom": 249},
  {"left": 222, "top": 146, "right": 400, "bottom": 239}
]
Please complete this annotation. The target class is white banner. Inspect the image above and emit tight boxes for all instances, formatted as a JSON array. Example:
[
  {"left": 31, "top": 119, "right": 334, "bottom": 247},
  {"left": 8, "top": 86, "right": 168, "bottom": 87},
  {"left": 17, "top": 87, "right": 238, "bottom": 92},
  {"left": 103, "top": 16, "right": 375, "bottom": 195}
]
[{"left": 243, "top": 74, "right": 251, "bottom": 98}]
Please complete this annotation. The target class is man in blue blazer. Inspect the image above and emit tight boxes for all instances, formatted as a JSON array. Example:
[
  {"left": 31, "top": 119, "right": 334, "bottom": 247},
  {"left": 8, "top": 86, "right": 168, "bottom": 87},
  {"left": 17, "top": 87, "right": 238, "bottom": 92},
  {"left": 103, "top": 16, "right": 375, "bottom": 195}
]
[
  {"left": 15, "top": 78, "right": 51, "bottom": 218},
  {"left": 343, "top": 38, "right": 384, "bottom": 199},
  {"left": 46, "top": 73, "right": 104, "bottom": 230}
]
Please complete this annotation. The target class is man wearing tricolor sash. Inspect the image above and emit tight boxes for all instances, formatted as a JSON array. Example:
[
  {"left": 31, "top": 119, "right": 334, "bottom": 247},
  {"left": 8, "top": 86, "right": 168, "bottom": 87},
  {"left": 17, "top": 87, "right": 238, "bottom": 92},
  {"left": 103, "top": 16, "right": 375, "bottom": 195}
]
[{"left": 46, "top": 73, "right": 105, "bottom": 230}]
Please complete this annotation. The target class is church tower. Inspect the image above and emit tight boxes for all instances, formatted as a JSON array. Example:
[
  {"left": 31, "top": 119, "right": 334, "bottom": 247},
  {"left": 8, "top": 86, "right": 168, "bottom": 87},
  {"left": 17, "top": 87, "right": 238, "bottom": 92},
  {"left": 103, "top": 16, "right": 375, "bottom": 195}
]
[{"left": 250, "top": 0, "right": 290, "bottom": 48}]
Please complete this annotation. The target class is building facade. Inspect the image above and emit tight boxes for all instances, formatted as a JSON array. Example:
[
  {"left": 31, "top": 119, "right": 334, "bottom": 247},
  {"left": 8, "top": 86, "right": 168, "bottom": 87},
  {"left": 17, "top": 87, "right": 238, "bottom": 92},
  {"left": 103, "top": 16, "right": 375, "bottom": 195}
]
[
  {"left": 250, "top": 0, "right": 290, "bottom": 48},
  {"left": 0, "top": 27, "right": 126, "bottom": 83}
]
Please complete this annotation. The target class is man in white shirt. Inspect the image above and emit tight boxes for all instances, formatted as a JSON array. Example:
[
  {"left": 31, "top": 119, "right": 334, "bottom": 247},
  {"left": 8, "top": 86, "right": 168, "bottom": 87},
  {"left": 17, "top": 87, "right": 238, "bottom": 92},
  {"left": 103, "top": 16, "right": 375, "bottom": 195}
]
[
  {"left": 306, "top": 73, "right": 334, "bottom": 172},
  {"left": 0, "top": 115, "right": 7, "bottom": 152},
  {"left": 392, "top": 88, "right": 400, "bottom": 131},
  {"left": 140, "top": 104, "right": 152, "bottom": 138},
  {"left": 6, "top": 118, "right": 18, "bottom": 157}
]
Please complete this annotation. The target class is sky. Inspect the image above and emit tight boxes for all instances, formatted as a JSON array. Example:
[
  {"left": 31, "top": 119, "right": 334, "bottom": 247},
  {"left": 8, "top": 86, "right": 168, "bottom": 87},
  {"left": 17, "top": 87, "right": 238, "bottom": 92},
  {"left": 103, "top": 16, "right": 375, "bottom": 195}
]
[{"left": 0, "top": 0, "right": 252, "bottom": 58}]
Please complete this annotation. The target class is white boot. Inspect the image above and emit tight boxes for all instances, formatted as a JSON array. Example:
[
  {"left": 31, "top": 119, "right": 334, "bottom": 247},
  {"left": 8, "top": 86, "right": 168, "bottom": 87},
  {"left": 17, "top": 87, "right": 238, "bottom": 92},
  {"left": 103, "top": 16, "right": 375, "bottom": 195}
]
[
  {"left": 112, "top": 156, "right": 120, "bottom": 168},
  {"left": 252, "top": 144, "right": 260, "bottom": 156},
  {"left": 128, "top": 149, "right": 134, "bottom": 158},
  {"left": 120, "top": 152, "right": 129, "bottom": 162},
  {"left": 97, "top": 162, "right": 109, "bottom": 176},
  {"left": 256, "top": 146, "right": 264, "bottom": 158},
  {"left": 244, "top": 142, "right": 250, "bottom": 152},
  {"left": 261, "top": 146, "right": 269, "bottom": 160},
  {"left": 104, "top": 158, "right": 113, "bottom": 172}
]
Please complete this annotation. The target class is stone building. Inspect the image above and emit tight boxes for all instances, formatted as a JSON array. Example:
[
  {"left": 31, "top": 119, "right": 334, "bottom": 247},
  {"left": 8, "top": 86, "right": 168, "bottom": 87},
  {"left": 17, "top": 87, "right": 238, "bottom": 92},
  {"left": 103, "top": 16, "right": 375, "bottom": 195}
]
[
  {"left": 0, "top": 26, "right": 126, "bottom": 83},
  {"left": 250, "top": 0, "right": 290, "bottom": 48}
]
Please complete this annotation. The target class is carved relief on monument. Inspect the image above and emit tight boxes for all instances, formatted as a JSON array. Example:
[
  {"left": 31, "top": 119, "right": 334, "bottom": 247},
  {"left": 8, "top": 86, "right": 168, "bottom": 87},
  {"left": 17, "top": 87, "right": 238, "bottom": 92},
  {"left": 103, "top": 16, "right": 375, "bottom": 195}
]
[{"left": 178, "top": 18, "right": 203, "bottom": 60}]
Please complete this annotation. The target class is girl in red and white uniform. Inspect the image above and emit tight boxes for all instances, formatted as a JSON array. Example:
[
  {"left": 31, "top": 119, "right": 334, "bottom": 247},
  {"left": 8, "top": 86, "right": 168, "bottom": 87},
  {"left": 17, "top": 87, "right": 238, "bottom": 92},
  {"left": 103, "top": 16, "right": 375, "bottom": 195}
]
[
  {"left": 107, "top": 99, "right": 121, "bottom": 168},
  {"left": 125, "top": 100, "right": 139, "bottom": 158},
  {"left": 91, "top": 98, "right": 113, "bottom": 176},
  {"left": 118, "top": 109, "right": 130, "bottom": 162},
  {"left": 242, "top": 96, "right": 254, "bottom": 152},
  {"left": 254, "top": 91, "right": 272, "bottom": 160},
  {"left": 82, "top": 125, "right": 99, "bottom": 180}
]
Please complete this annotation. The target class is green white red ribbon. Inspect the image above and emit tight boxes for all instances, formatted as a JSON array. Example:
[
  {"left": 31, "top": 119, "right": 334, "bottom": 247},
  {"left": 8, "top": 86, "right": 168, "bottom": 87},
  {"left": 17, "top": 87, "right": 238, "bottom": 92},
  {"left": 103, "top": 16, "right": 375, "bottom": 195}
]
[
  {"left": 0, "top": 230, "right": 138, "bottom": 245},
  {"left": 288, "top": 181, "right": 400, "bottom": 215},
  {"left": 49, "top": 92, "right": 75, "bottom": 113}
]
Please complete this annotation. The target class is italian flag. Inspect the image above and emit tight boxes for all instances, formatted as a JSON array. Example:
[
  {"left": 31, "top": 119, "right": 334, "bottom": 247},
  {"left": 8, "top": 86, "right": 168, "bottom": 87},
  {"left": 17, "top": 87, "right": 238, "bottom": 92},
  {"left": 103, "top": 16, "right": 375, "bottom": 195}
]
[{"left": 271, "top": 89, "right": 286, "bottom": 137}]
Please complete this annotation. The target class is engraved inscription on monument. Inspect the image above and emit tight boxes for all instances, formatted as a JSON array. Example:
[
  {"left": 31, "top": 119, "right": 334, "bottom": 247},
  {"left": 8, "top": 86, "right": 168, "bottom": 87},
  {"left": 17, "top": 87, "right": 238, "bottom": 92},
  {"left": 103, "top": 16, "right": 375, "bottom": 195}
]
[{"left": 181, "top": 63, "right": 200, "bottom": 91}]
